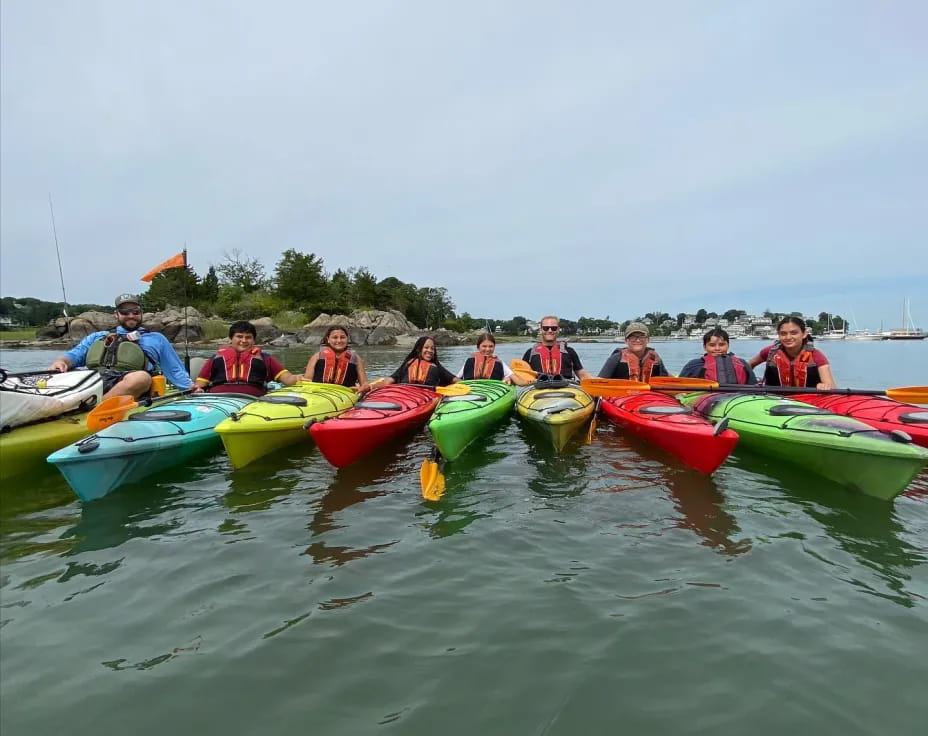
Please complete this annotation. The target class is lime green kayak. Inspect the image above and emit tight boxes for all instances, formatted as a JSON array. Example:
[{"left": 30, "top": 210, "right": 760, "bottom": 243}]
[
  {"left": 427, "top": 380, "right": 516, "bottom": 461},
  {"left": 214, "top": 382, "right": 357, "bottom": 468},
  {"left": 679, "top": 392, "right": 928, "bottom": 500},
  {"left": 515, "top": 378, "right": 594, "bottom": 452}
]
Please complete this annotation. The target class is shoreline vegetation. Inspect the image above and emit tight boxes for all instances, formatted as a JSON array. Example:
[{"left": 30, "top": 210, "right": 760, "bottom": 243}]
[{"left": 3, "top": 249, "right": 902, "bottom": 345}]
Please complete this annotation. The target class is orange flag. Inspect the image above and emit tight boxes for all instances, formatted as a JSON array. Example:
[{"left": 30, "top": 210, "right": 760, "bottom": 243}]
[{"left": 140, "top": 251, "right": 186, "bottom": 282}]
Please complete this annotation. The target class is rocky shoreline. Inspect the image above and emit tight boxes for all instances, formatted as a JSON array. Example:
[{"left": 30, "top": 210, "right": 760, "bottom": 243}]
[{"left": 10, "top": 307, "right": 479, "bottom": 350}]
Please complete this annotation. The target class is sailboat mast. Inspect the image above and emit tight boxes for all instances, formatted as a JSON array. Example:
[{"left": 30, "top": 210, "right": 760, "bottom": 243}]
[{"left": 48, "top": 194, "right": 70, "bottom": 318}]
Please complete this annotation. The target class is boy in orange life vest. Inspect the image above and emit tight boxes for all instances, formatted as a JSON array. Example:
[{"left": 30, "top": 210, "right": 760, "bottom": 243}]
[
  {"left": 598, "top": 322, "right": 670, "bottom": 381},
  {"left": 680, "top": 328, "right": 757, "bottom": 384},
  {"left": 522, "top": 316, "right": 592, "bottom": 380},
  {"left": 196, "top": 321, "right": 300, "bottom": 397}
]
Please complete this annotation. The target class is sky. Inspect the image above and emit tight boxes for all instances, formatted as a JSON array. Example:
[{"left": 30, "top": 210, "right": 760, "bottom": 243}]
[{"left": 2, "top": 0, "right": 926, "bottom": 330}]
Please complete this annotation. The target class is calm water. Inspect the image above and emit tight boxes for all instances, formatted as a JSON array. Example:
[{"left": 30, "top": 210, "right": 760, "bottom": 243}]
[{"left": 1, "top": 340, "right": 926, "bottom": 735}]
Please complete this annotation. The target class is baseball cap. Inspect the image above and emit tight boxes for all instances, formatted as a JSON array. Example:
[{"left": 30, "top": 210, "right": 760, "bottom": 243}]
[
  {"left": 624, "top": 322, "right": 650, "bottom": 339},
  {"left": 115, "top": 293, "right": 141, "bottom": 307}
]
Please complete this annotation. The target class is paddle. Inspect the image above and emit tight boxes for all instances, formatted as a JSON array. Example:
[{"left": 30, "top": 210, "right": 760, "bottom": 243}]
[
  {"left": 647, "top": 377, "right": 928, "bottom": 403},
  {"left": 509, "top": 359, "right": 539, "bottom": 384},
  {"left": 420, "top": 447, "right": 446, "bottom": 501},
  {"left": 581, "top": 377, "right": 928, "bottom": 404},
  {"left": 578, "top": 378, "right": 653, "bottom": 398},
  {"left": 587, "top": 397, "right": 601, "bottom": 443},
  {"left": 435, "top": 384, "right": 471, "bottom": 397},
  {"left": 87, "top": 388, "right": 195, "bottom": 431}
]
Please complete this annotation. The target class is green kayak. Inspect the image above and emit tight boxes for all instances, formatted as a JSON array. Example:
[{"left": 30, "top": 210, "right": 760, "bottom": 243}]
[
  {"left": 679, "top": 392, "right": 928, "bottom": 500},
  {"left": 427, "top": 379, "right": 516, "bottom": 461}
]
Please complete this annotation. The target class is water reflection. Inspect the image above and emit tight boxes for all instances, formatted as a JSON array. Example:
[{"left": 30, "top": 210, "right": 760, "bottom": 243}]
[
  {"left": 736, "top": 449, "right": 926, "bottom": 606},
  {"left": 594, "top": 426, "right": 751, "bottom": 556},
  {"left": 520, "top": 422, "right": 592, "bottom": 499},
  {"left": 303, "top": 445, "right": 396, "bottom": 566}
]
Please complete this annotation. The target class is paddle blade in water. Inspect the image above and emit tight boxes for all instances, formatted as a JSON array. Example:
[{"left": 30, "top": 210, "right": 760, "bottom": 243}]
[
  {"left": 587, "top": 398, "right": 600, "bottom": 443},
  {"left": 579, "top": 378, "right": 651, "bottom": 398},
  {"left": 420, "top": 451, "right": 446, "bottom": 501}
]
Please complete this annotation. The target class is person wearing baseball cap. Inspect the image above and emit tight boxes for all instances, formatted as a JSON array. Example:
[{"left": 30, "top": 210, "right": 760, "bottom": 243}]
[
  {"left": 597, "top": 321, "right": 670, "bottom": 382},
  {"left": 48, "top": 292, "right": 194, "bottom": 398}
]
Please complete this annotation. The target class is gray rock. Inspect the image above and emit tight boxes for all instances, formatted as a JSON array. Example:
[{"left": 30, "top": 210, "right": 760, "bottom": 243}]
[{"left": 250, "top": 317, "right": 282, "bottom": 343}]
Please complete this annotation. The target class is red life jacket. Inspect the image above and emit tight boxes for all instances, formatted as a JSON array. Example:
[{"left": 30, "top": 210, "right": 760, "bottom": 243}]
[
  {"left": 702, "top": 354, "right": 749, "bottom": 384},
  {"left": 405, "top": 358, "right": 437, "bottom": 385},
  {"left": 318, "top": 347, "right": 356, "bottom": 385},
  {"left": 765, "top": 343, "right": 817, "bottom": 387},
  {"left": 621, "top": 348, "right": 660, "bottom": 382},
  {"left": 529, "top": 342, "right": 569, "bottom": 376},
  {"left": 470, "top": 353, "right": 499, "bottom": 379},
  {"left": 209, "top": 346, "right": 267, "bottom": 388}
]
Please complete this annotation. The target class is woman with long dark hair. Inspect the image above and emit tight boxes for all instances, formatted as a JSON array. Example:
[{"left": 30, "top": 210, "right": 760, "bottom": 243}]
[
  {"left": 748, "top": 317, "right": 836, "bottom": 388},
  {"left": 374, "top": 335, "right": 459, "bottom": 389}
]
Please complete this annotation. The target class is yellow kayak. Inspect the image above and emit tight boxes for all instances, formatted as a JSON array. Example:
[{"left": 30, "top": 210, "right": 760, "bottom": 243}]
[{"left": 515, "top": 378, "right": 594, "bottom": 451}]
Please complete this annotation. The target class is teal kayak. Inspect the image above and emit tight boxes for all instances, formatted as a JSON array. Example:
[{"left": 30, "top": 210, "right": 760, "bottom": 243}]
[
  {"left": 427, "top": 379, "right": 517, "bottom": 461},
  {"left": 679, "top": 392, "right": 928, "bottom": 500},
  {"left": 47, "top": 393, "right": 255, "bottom": 501}
]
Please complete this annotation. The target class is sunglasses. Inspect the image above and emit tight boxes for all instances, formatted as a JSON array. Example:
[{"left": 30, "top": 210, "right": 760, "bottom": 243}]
[
  {"left": 118, "top": 308, "right": 142, "bottom": 315},
  {"left": 541, "top": 326, "right": 559, "bottom": 332}
]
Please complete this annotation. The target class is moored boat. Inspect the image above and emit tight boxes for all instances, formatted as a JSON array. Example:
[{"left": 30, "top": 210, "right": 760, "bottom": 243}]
[
  {"left": 427, "top": 379, "right": 516, "bottom": 461},
  {"left": 679, "top": 392, "right": 928, "bottom": 500},
  {"left": 214, "top": 382, "right": 358, "bottom": 468},
  {"left": 515, "top": 377, "right": 594, "bottom": 452},
  {"left": 310, "top": 384, "right": 439, "bottom": 468},
  {"left": 600, "top": 392, "right": 738, "bottom": 474},
  {"left": 48, "top": 393, "right": 254, "bottom": 501}
]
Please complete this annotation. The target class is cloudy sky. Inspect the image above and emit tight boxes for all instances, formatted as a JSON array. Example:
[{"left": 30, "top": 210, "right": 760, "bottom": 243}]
[{"left": 2, "top": 0, "right": 926, "bottom": 329}]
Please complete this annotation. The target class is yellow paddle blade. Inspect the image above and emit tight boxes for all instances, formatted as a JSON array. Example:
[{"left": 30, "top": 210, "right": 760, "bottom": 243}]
[
  {"left": 509, "top": 359, "right": 536, "bottom": 377},
  {"left": 586, "top": 398, "right": 600, "bottom": 443},
  {"left": 436, "top": 383, "right": 471, "bottom": 396},
  {"left": 579, "top": 378, "right": 651, "bottom": 398},
  {"left": 86, "top": 396, "right": 140, "bottom": 431},
  {"left": 420, "top": 455, "right": 446, "bottom": 501},
  {"left": 886, "top": 387, "right": 928, "bottom": 403}
]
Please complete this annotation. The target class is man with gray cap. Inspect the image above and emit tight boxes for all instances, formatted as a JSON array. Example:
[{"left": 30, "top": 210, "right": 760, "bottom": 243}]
[
  {"left": 597, "top": 322, "right": 670, "bottom": 382},
  {"left": 48, "top": 293, "right": 194, "bottom": 399}
]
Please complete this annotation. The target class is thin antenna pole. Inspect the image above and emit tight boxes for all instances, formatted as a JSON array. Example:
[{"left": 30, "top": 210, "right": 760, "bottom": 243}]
[
  {"left": 48, "top": 194, "right": 69, "bottom": 317},
  {"left": 182, "top": 245, "right": 190, "bottom": 373}
]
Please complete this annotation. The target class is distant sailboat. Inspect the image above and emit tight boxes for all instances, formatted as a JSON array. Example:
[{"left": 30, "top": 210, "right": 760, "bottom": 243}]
[
  {"left": 881, "top": 298, "right": 926, "bottom": 340},
  {"left": 819, "top": 313, "right": 846, "bottom": 340},
  {"left": 845, "top": 308, "right": 884, "bottom": 340}
]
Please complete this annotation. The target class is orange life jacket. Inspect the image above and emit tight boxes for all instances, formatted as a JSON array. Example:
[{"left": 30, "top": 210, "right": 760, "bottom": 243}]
[
  {"left": 209, "top": 346, "right": 267, "bottom": 388},
  {"left": 620, "top": 348, "right": 660, "bottom": 382}
]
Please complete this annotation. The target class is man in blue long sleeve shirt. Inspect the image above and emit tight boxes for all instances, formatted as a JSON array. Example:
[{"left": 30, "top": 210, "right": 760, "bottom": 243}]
[{"left": 48, "top": 293, "right": 194, "bottom": 399}]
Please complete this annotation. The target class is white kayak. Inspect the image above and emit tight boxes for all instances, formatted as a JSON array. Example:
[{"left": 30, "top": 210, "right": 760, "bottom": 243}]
[{"left": 0, "top": 369, "right": 103, "bottom": 431}]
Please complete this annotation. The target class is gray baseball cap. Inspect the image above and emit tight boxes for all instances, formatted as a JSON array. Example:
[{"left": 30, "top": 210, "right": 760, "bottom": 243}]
[
  {"left": 624, "top": 322, "right": 650, "bottom": 339},
  {"left": 115, "top": 293, "right": 141, "bottom": 307}
]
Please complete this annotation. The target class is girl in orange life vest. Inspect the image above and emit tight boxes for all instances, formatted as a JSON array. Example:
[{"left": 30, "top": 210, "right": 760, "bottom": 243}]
[
  {"left": 197, "top": 321, "right": 301, "bottom": 397},
  {"left": 598, "top": 322, "right": 670, "bottom": 381},
  {"left": 680, "top": 328, "right": 757, "bottom": 384},
  {"left": 301, "top": 326, "right": 372, "bottom": 393},
  {"left": 456, "top": 333, "right": 531, "bottom": 385},
  {"left": 373, "top": 336, "right": 459, "bottom": 390},
  {"left": 748, "top": 316, "right": 836, "bottom": 389}
]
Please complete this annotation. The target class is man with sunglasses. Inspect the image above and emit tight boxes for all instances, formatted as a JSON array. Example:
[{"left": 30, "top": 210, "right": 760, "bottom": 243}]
[
  {"left": 522, "top": 316, "right": 592, "bottom": 381},
  {"left": 48, "top": 293, "right": 193, "bottom": 399}
]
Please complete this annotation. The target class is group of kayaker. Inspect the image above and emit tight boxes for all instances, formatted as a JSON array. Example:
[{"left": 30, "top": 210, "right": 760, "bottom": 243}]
[{"left": 48, "top": 295, "right": 837, "bottom": 396}]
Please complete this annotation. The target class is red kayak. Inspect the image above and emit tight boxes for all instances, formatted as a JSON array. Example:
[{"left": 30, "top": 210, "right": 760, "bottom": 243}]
[
  {"left": 309, "top": 384, "right": 439, "bottom": 468},
  {"left": 600, "top": 392, "right": 739, "bottom": 474},
  {"left": 791, "top": 394, "right": 928, "bottom": 448}
]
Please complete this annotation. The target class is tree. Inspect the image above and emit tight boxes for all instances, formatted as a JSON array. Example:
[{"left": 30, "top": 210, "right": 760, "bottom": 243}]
[
  {"left": 676, "top": 312, "right": 686, "bottom": 328},
  {"left": 352, "top": 268, "right": 379, "bottom": 309},
  {"left": 200, "top": 266, "right": 220, "bottom": 305},
  {"left": 695, "top": 308, "right": 708, "bottom": 324},
  {"left": 274, "top": 249, "right": 327, "bottom": 308},
  {"left": 326, "top": 269, "right": 353, "bottom": 313},
  {"left": 216, "top": 249, "right": 268, "bottom": 292}
]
